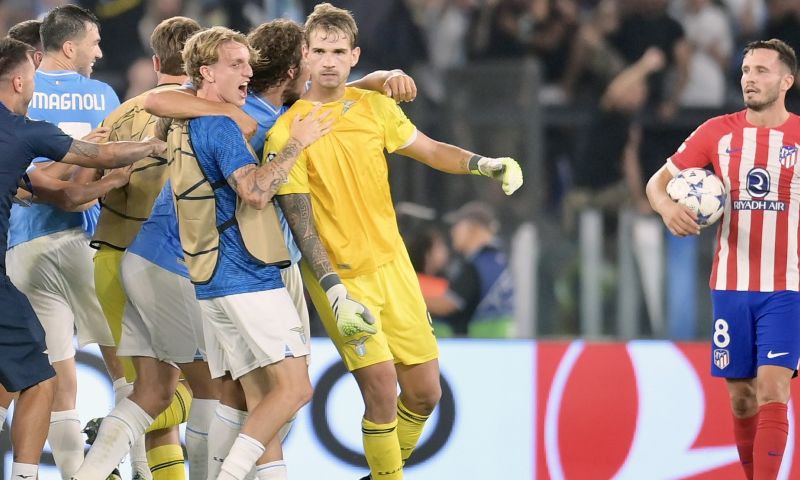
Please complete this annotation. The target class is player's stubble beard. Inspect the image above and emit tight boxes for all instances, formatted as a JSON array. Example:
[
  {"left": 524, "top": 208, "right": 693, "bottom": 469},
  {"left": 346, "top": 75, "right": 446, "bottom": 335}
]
[{"left": 744, "top": 84, "right": 780, "bottom": 112}]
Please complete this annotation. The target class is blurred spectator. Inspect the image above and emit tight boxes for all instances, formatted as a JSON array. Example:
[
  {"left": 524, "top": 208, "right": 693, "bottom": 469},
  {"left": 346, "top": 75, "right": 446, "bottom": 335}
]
[
  {"left": 560, "top": 0, "right": 626, "bottom": 101},
  {"left": 426, "top": 201, "right": 515, "bottom": 338},
  {"left": 563, "top": 47, "right": 667, "bottom": 231},
  {"left": 764, "top": 0, "right": 800, "bottom": 109},
  {"left": 79, "top": 0, "right": 147, "bottom": 92},
  {"left": 673, "top": 0, "right": 734, "bottom": 108},
  {"left": 722, "top": 0, "right": 767, "bottom": 41},
  {"left": 404, "top": 223, "right": 453, "bottom": 337},
  {"left": 408, "top": 0, "right": 475, "bottom": 103},
  {"left": 470, "top": 0, "right": 578, "bottom": 84},
  {"left": 764, "top": 0, "right": 800, "bottom": 51},
  {"left": 610, "top": 0, "right": 690, "bottom": 119}
]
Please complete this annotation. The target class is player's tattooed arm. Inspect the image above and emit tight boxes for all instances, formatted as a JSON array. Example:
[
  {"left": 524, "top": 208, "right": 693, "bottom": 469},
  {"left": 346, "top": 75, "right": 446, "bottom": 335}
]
[
  {"left": 68, "top": 139, "right": 100, "bottom": 158},
  {"left": 229, "top": 107, "right": 334, "bottom": 208},
  {"left": 61, "top": 138, "right": 166, "bottom": 169},
  {"left": 226, "top": 138, "right": 302, "bottom": 209},
  {"left": 278, "top": 192, "right": 334, "bottom": 280}
]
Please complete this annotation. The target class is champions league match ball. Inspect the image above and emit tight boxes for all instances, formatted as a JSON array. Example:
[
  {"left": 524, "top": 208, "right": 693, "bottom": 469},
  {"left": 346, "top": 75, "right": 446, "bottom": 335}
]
[{"left": 666, "top": 168, "right": 727, "bottom": 228}]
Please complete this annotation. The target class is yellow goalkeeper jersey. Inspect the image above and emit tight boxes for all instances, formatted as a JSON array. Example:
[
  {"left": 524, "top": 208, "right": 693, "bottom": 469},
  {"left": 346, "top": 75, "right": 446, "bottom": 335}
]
[{"left": 268, "top": 87, "right": 417, "bottom": 278}]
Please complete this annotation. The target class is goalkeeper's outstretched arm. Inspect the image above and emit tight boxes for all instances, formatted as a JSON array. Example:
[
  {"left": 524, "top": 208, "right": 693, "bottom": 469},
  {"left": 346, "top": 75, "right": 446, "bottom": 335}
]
[{"left": 397, "top": 131, "right": 523, "bottom": 195}]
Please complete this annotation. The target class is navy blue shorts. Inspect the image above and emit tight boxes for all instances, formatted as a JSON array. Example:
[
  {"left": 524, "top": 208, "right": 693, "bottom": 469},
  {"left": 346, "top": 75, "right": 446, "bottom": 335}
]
[
  {"left": 710, "top": 290, "right": 800, "bottom": 378},
  {"left": 0, "top": 276, "right": 55, "bottom": 391}
]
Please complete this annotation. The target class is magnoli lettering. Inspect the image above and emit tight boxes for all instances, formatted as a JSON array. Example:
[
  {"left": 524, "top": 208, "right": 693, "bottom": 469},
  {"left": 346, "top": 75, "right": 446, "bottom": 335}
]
[{"left": 29, "top": 92, "right": 107, "bottom": 111}]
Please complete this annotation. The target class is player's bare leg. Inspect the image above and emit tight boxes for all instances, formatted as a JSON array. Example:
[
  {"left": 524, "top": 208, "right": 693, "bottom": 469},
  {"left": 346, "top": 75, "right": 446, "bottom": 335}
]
[
  {"left": 395, "top": 359, "right": 441, "bottom": 463},
  {"left": 99, "top": 344, "right": 126, "bottom": 383},
  {"left": 71, "top": 357, "right": 181, "bottom": 480},
  {"left": 352, "top": 360, "right": 403, "bottom": 479},
  {"left": 11, "top": 377, "right": 55, "bottom": 478},
  {"left": 217, "top": 357, "right": 311, "bottom": 480}
]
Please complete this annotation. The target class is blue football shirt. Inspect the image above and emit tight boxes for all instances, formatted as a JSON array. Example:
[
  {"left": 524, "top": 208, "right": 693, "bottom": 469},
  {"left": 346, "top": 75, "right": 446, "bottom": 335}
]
[
  {"left": 189, "top": 115, "right": 283, "bottom": 299},
  {"left": 9, "top": 70, "right": 120, "bottom": 248},
  {"left": 127, "top": 180, "right": 188, "bottom": 278}
]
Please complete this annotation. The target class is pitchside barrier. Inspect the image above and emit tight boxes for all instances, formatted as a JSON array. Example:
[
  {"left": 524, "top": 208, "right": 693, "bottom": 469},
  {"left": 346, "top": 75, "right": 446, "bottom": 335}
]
[{"left": 3, "top": 339, "right": 798, "bottom": 479}]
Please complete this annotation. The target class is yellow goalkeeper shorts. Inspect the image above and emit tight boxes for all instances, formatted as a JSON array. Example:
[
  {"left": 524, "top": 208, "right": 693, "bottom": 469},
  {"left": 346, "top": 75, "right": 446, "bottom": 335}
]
[{"left": 303, "top": 249, "right": 439, "bottom": 371}]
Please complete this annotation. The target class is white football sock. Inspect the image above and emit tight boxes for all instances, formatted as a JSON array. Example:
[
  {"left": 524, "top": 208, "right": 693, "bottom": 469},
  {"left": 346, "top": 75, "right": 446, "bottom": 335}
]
[
  {"left": 256, "top": 460, "right": 287, "bottom": 480},
  {"left": 48, "top": 409, "right": 84, "bottom": 479},
  {"left": 11, "top": 462, "right": 38, "bottom": 480},
  {"left": 112, "top": 377, "right": 134, "bottom": 405},
  {"left": 72, "top": 398, "right": 153, "bottom": 480},
  {"left": 186, "top": 398, "right": 217, "bottom": 480},
  {"left": 131, "top": 435, "right": 151, "bottom": 479},
  {"left": 207, "top": 403, "right": 247, "bottom": 480},
  {"left": 217, "top": 434, "right": 265, "bottom": 480},
  {"left": 0, "top": 406, "right": 7, "bottom": 434},
  {"left": 277, "top": 414, "right": 296, "bottom": 444}
]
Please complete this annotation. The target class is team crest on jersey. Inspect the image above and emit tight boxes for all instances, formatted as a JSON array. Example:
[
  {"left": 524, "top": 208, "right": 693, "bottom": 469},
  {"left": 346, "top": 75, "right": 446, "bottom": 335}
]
[
  {"left": 341, "top": 100, "right": 355, "bottom": 115},
  {"left": 346, "top": 336, "right": 369, "bottom": 357},
  {"left": 714, "top": 349, "right": 730, "bottom": 370},
  {"left": 291, "top": 326, "right": 307, "bottom": 344},
  {"left": 779, "top": 144, "right": 799, "bottom": 168}
]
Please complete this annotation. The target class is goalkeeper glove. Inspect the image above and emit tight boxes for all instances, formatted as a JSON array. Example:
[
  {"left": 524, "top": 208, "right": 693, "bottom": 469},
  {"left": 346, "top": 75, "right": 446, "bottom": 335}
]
[
  {"left": 321, "top": 273, "right": 377, "bottom": 337},
  {"left": 469, "top": 155, "right": 523, "bottom": 195}
]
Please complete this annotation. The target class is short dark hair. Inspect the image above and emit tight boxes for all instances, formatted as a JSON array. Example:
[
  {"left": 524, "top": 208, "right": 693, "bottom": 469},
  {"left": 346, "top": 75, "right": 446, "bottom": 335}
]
[
  {"left": 8, "top": 20, "right": 42, "bottom": 51},
  {"left": 40, "top": 4, "right": 100, "bottom": 53},
  {"left": 744, "top": 39, "right": 798, "bottom": 75},
  {"left": 0, "top": 38, "right": 34, "bottom": 78},
  {"left": 248, "top": 20, "right": 304, "bottom": 93},
  {"left": 150, "top": 16, "right": 202, "bottom": 76}
]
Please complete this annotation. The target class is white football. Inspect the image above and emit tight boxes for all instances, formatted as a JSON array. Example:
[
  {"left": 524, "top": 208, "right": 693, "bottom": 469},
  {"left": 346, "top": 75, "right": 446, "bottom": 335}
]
[{"left": 666, "top": 168, "right": 726, "bottom": 228}]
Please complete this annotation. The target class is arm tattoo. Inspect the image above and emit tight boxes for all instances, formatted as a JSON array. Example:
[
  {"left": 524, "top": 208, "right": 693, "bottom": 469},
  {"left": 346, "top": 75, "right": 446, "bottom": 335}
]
[
  {"left": 226, "top": 164, "right": 255, "bottom": 191},
  {"left": 68, "top": 140, "right": 100, "bottom": 158},
  {"left": 154, "top": 117, "right": 172, "bottom": 141},
  {"left": 278, "top": 193, "right": 333, "bottom": 280},
  {"left": 233, "top": 138, "right": 303, "bottom": 205}
]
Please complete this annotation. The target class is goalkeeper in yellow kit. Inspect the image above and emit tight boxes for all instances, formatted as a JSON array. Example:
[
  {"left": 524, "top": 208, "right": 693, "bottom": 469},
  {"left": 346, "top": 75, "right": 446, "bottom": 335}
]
[{"left": 266, "top": 4, "right": 523, "bottom": 479}]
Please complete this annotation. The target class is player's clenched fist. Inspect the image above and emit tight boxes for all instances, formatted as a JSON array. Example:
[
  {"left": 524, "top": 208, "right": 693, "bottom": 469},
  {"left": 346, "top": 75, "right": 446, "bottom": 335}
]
[
  {"left": 321, "top": 273, "right": 377, "bottom": 337},
  {"left": 470, "top": 156, "right": 523, "bottom": 195}
]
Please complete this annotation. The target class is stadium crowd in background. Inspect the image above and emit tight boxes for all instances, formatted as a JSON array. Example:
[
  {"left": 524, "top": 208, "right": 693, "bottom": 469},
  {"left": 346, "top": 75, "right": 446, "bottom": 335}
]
[
  {"left": 1, "top": 0, "right": 800, "bottom": 479},
  {"left": 0, "top": 1, "right": 797, "bottom": 347}
]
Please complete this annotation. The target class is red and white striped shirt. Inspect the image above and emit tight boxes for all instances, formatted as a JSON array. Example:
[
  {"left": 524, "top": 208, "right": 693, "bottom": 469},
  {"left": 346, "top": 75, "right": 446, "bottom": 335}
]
[{"left": 668, "top": 110, "right": 800, "bottom": 292}]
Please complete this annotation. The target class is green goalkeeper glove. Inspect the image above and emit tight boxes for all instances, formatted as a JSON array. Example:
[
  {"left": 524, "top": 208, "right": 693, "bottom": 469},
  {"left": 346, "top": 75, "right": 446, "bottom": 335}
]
[
  {"left": 469, "top": 155, "right": 523, "bottom": 195},
  {"left": 321, "top": 273, "right": 377, "bottom": 337}
]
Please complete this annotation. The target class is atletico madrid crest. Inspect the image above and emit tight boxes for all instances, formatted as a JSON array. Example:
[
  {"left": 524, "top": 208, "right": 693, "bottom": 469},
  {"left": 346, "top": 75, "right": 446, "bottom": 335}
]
[
  {"left": 714, "top": 349, "right": 730, "bottom": 370},
  {"left": 779, "top": 144, "right": 799, "bottom": 168}
]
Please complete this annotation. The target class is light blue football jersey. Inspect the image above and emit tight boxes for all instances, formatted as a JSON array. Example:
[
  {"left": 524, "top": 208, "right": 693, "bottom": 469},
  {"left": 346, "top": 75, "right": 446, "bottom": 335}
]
[
  {"left": 243, "top": 93, "right": 301, "bottom": 265},
  {"left": 127, "top": 180, "right": 188, "bottom": 278},
  {"left": 9, "top": 70, "right": 120, "bottom": 248}
]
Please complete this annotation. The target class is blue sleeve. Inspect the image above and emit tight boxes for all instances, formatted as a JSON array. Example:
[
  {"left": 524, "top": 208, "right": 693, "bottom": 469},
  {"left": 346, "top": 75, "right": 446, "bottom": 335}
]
[
  {"left": 207, "top": 117, "right": 257, "bottom": 179},
  {"left": 103, "top": 84, "right": 120, "bottom": 118},
  {"left": 22, "top": 119, "right": 73, "bottom": 162}
]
